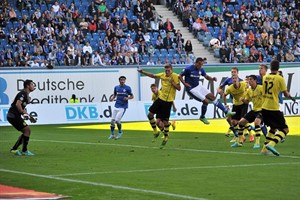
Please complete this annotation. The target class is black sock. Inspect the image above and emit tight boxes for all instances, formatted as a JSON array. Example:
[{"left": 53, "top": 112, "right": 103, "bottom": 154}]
[
  {"left": 22, "top": 136, "right": 30, "bottom": 152},
  {"left": 11, "top": 134, "right": 24, "bottom": 150}
]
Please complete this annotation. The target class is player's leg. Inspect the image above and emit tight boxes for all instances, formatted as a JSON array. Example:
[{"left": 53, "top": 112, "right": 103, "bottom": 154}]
[
  {"left": 148, "top": 100, "right": 160, "bottom": 135},
  {"left": 188, "top": 88, "right": 210, "bottom": 124},
  {"left": 109, "top": 109, "right": 118, "bottom": 139},
  {"left": 253, "top": 117, "right": 262, "bottom": 149},
  {"left": 206, "top": 93, "right": 236, "bottom": 117},
  {"left": 21, "top": 126, "right": 34, "bottom": 155},
  {"left": 115, "top": 108, "right": 126, "bottom": 139},
  {"left": 7, "top": 114, "right": 29, "bottom": 155}
]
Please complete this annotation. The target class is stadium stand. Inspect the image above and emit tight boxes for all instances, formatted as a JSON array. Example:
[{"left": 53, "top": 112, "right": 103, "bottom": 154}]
[{"left": 0, "top": 0, "right": 299, "bottom": 67}]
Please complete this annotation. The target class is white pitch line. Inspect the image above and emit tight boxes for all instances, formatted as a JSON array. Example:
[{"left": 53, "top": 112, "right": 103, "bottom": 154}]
[
  {"left": 51, "top": 162, "right": 300, "bottom": 177},
  {"left": 0, "top": 169, "right": 207, "bottom": 200},
  {"left": 32, "top": 139, "right": 300, "bottom": 159}
]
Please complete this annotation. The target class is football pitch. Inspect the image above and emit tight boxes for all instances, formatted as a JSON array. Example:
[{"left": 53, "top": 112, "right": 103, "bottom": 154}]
[{"left": 0, "top": 117, "right": 300, "bottom": 200}]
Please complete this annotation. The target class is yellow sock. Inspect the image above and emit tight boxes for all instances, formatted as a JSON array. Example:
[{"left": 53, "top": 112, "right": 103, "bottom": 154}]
[{"left": 149, "top": 118, "right": 157, "bottom": 133}]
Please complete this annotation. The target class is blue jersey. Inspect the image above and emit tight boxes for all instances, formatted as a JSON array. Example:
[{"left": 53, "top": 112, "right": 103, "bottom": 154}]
[
  {"left": 220, "top": 77, "right": 243, "bottom": 87},
  {"left": 256, "top": 75, "right": 263, "bottom": 85},
  {"left": 113, "top": 84, "right": 133, "bottom": 109},
  {"left": 180, "top": 65, "right": 207, "bottom": 91}
]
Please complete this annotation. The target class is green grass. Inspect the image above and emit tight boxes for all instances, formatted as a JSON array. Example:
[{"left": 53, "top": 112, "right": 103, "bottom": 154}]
[{"left": 0, "top": 124, "right": 300, "bottom": 200}]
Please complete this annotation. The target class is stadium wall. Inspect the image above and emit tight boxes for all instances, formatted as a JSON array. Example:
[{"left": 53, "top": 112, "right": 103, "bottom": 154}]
[{"left": 0, "top": 63, "right": 299, "bottom": 125}]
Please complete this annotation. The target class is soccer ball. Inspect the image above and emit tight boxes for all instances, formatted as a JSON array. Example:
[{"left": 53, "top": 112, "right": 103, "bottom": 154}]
[{"left": 209, "top": 38, "right": 220, "bottom": 49}]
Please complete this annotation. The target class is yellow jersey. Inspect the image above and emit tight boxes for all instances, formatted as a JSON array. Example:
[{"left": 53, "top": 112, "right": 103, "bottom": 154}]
[
  {"left": 152, "top": 90, "right": 161, "bottom": 102},
  {"left": 155, "top": 72, "right": 179, "bottom": 102},
  {"left": 224, "top": 81, "right": 247, "bottom": 105},
  {"left": 262, "top": 73, "right": 287, "bottom": 111},
  {"left": 245, "top": 85, "right": 264, "bottom": 111}
]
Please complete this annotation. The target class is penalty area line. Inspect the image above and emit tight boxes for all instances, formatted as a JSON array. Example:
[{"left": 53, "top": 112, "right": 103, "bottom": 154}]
[
  {"left": 0, "top": 168, "right": 207, "bottom": 200},
  {"left": 32, "top": 139, "right": 300, "bottom": 159}
]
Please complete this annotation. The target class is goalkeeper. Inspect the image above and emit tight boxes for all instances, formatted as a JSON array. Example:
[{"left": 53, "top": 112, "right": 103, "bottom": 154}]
[{"left": 7, "top": 79, "right": 36, "bottom": 156}]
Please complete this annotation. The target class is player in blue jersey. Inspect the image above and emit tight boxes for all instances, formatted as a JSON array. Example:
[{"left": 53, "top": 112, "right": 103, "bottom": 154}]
[
  {"left": 108, "top": 76, "right": 134, "bottom": 140},
  {"left": 179, "top": 57, "right": 236, "bottom": 125}
]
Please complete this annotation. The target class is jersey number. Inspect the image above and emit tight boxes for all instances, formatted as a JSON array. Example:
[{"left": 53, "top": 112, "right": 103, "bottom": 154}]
[{"left": 264, "top": 81, "right": 273, "bottom": 94}]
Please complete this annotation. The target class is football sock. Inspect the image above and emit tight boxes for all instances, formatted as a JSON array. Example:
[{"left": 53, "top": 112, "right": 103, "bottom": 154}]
[
  {"left": 149, "top": 118, "right": 157, "bottom": 133},
  {"left": 12, "top": 134, "right": 24, "bottom": 150},
  {"left": 268, "top": 130, "right": 287, "bottom": 147},
  {"left": 201, "top": 104, "right": 208, "bottom": 118},
  {"left": 237, "top": 124, "right": 244, "bottom": 143},
  {"left": 22, "top": 136, "right": 30, "bottom": 152},
  {"left": 213, "top": 100, "right": 227, "bottom": 113},
  {"left": 110, "top": 120, "right": 115, "bottom": 134},
  {"left": 264, "top": 129, "right": 276, "bottom": 146},
  {"left": 163, "top": 122, "right": 170, "bottom": 136},
  {"left": 261, "top": 124, "right": 267, "bottom": 136},
  {"left": 254, "top": 125, "right": 261, "bottom": 145},
  {"left": 116, "top": 121, "right": 122, "bottom": 133}
]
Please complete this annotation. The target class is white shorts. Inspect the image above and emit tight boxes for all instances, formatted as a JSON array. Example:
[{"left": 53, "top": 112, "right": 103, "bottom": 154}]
[
  {"left": 111, "top": 107, "right": 126, "bottom": 122},
  {"left": 189, "top": 84, "right": 211, "bottom": 101}
]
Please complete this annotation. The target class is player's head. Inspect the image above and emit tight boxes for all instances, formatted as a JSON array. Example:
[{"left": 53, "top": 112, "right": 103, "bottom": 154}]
[
  {"left": 259, "top": 64, "right": 268, "bottom": 76},
  {"left": 231, "top": 67, "right": 239, "bottom": 76},
  {"left": 23, "top": 79, "right": 35, "bottom": 92},
  {"left": 164, "top": 63, "right": 173, "bottom": 77},
  {"left": 231, "top": 74, "right": 240, "bottom": 84},
  {"left": 270, "top": 60, "right": 280, "bottom": 72},
  {"left": 194, "top": 57, "right": 204, "bottom": 69},
  {"left": 119, "top": 76, "right": 126, "bottom": 85},
  {"left": 72, "top": 94, "right": 76, "bottom": 99},
  {"left": 248, "top": 75, "right": 257, "bottom": 88},
  {"left": 150, "top": 83, "right": 158, "bottom": 94}
]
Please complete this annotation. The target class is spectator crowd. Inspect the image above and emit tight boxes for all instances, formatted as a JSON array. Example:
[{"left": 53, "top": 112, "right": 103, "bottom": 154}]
[
  {"left": 0, "top": 0, "right": 196, "bottom": 67},
  {"left": 170, "top": 0, "right": 300, "bottom": 63}
]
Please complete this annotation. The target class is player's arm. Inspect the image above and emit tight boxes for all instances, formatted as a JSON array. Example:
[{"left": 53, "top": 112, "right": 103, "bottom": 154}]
[
  {"left": 204, "top": 74, "right": 217, "bottom": 82},
  {"left": 222, "top": 90, "right": 230, "bottom": 109},
  {"left": 217, "top": 78, "right": 228, "bottom": 95},
  {"left": 138, "top": 69, "right": 156, "bottom": 78},
  {"left": 172, "top": 101, "right": 177, "bottom": 112},
  {"left": 283, "top": 90, "right": 296, "bottom": 102},
  {"left": 109, "top": 94, "right": 116, "bottom": 101},
  {"left": 179, "top": 74, "right": 191, "bottom": 88},
  {"left": 124, "top": 94, "right": 134, "bottom": 101},
  {"left": 170, "top": 76, "right": 181, "bottom": 91},
  {"left": 16, "top": 100, "right": 27, "bottom": 115}
]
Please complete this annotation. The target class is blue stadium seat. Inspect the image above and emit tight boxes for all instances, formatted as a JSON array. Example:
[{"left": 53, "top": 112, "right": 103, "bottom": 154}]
[
  {"left": 160, "top": 48, "right": 168, "bottom": 57},
  {"left": 207, "top": 26, "right": 214, "bottom": 35},
  {"left": 154, "top": 49, "right": 160, "bottom": 56},
  {"left": 168, "top": 48, "right": 175, "bottom": 56}
]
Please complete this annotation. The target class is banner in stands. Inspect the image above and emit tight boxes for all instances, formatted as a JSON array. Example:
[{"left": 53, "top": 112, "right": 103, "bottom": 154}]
[{"left": 0, "top": 100, "right": 298, "bottom": 126}]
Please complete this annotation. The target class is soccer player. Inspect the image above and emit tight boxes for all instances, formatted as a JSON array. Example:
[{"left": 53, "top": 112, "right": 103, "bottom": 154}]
[
  {"left": 138, "top": 64, "right": 181, "bottom": 148},
  {"left": 217, "top": 67, "right": 243, "bottom": 136},
  {"left": 222, "top": 74, "right": 248, "bottom": 147},
  {"left": 108, "top": 76, "right": 134, "bottom": 140},
  {"left": 150, "top": 83, "right": 176, "bottom": 135},
  {"left": 69, "top": 94, "right": 79, "bottom": 103},
  {"left": 261, "top": 60, "right": 295, "bottom": 156},
  {"left": 237, "top": 75, "right": 264, "bottom": 148},
  {"left": 179, "top": 57, "right": 235, "bottom": 125},
  {"left": 7, "top": 79, "right": 36, "bottom": 156}
]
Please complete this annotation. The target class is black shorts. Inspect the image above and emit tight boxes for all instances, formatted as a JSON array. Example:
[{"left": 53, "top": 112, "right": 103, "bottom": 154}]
[
  {"left": 7, "top": 112, "right": 28, "bottom": 131},
  {"left": 149, "top": 98, "right": 173, "bottom": 121},
  {"left": 244, "top": 110, "right": 263, "bottom": 123},
  {"left": 261, "top": 109, "right": 288, "bottom": 130},
  {"left": 232, "top": 104, "right": 248, "bottom": 121}
]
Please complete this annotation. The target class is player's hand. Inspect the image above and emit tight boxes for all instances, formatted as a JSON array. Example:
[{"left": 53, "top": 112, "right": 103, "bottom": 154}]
[
  {"left": 22, "top": 113, "right": 29, "bottom": 120},
  {"left": 29, "top": 116, "right": 37, "bottom": 123},
  {"left": 225, "top": 105, "right": 230, "bottom": 110},
  {"left": 173, "top": 107, "right": 177, "bottom": 112},
  {"left": 213, "top": 77, "right": 217, "bottom": 82}
]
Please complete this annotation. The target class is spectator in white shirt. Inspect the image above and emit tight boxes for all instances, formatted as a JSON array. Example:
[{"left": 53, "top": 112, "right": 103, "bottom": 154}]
[
  {"left": 52, "top": 1, "right": 60, "bottom": 13},
  {"left": 83, "top": 42, "right": 93, "bottom": 54},
  {"left": 30, "top": 59, "right": 40, "bottom": 67},
  {"left": 147, "top": 57, "right": 155, "bottom": 65},
  {"left": 92, "top": 51, "right": 105, "bottom": 66}
]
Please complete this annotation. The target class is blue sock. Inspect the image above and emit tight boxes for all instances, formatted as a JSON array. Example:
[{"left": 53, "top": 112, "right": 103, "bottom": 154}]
[
  {"left": 261, "top": 125, "right": 267, "bottom": 136},
  {"left": 201, "top": 104, "right": 207, "bottom": 118},
  {"left": 110, "top": 126, "right": 115, "bottom": 134},
  {"left": 215, "top": 100, "right": 227, "bottom": 113}
]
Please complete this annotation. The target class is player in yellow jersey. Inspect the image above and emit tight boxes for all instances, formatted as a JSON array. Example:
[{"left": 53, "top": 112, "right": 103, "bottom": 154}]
[
  {"left": 150, "top": 84, "right": 177, "bottom": 138},
  {"left": 261, "top": 60, "right": 295, "bottom": 156},
  {"left": 222, "top": 74, "right": 248, "bottom": 147},
  {"left": 138, "top": 64, "right": 181, "bottom": 148},
  {"left": 237, "top": 75, "right": 264, "bottom": 148}
]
